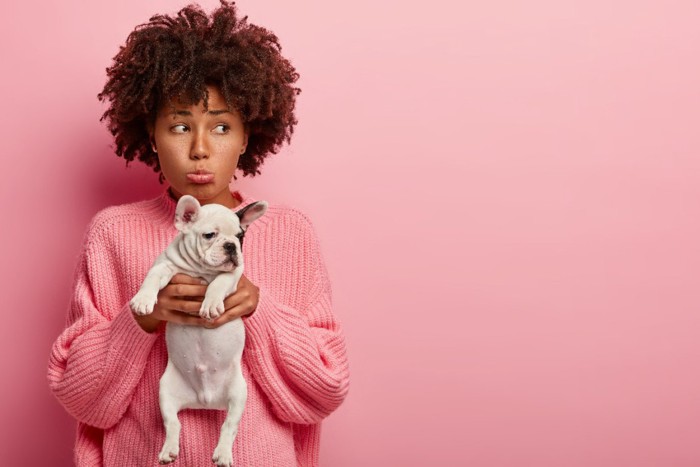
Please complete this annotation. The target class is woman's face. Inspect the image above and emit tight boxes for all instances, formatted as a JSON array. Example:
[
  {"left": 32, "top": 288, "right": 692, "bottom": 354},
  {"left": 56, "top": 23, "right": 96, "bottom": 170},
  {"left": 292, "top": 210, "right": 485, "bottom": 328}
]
[{"left": 149, "top": 85, "right": 248, "bottom": 207}]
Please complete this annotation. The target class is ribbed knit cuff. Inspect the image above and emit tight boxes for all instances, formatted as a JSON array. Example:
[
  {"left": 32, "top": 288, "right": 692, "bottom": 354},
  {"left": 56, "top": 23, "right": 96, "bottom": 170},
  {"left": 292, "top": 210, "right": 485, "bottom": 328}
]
[{"left": 107, "top": 302, "right": 160, "bottom": 365}]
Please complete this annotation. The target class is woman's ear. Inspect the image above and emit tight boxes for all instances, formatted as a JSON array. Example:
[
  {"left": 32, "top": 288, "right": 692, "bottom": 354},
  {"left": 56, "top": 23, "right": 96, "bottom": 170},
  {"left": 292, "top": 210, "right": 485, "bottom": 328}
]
[
  {"left": 239, "top": 133, "right": 248, "bottom": 156},
  {"left": 147, "top": 123, "right": 157, "bottom": 153}
]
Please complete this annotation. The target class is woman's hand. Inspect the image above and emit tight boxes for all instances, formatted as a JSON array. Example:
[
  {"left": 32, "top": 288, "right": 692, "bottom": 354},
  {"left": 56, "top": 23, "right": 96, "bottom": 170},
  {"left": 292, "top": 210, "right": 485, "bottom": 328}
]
[
  {"left": 133, "top": 273, "right": 209, "bottom": 333},
  {"left": 203, "top": 273, "right": 260, "bottom": 329},
  {"left": 132, "top": 273, "right": 260, "bottom": 332}
]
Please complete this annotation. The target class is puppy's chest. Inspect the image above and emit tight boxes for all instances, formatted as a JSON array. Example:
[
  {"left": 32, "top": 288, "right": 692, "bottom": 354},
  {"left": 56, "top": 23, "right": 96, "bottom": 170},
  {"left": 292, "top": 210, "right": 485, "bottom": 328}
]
[{"left": 165, "top": 321, "right": 245, "bottom": 373}]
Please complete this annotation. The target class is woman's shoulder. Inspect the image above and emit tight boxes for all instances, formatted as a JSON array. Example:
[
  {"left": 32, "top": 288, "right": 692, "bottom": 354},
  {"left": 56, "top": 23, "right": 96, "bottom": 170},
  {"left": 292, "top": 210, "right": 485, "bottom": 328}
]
[
  {"left": 82, "top": 196, "right": 169, "bottom": 245},
  {"left": 252, "top": 198, "right": 319, "bottom": 235},
  {"left": 246, "top": 198, "right": 327, "bottom": 267}
]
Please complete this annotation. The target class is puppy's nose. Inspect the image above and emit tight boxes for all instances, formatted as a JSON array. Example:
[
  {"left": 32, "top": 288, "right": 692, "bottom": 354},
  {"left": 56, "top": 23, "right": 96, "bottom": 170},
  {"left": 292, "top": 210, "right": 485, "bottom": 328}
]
[{"left": 223, "top": 242, "right": 236, "bottom": 255}]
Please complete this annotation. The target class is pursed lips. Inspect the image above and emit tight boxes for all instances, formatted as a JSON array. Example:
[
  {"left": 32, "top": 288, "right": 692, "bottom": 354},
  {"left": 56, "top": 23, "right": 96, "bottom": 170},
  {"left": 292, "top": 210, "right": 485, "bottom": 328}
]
[{"left": 187, "top": 170, "right": 214, "bottom": 183}]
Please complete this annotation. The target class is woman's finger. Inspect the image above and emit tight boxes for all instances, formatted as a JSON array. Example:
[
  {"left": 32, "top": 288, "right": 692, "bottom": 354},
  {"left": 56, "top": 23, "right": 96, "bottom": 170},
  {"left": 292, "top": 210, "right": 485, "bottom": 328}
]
[
  {"left": 222, "top": 292, "right": 243, "bottom": 310},
  {"left": 166, "top": 310, "right": 206, "bottom": 326},
  {"left": 171, "top": 273, "right": 208, "bottom": 285},
  {"left": 166, "top": 298, "right": 202, "bottom": 315},
  {"left": 204, "top": 304, "right": 251, "bottom": 328},
  {"left": 164, "top": 283, "right": 208, "bottom": 298}
]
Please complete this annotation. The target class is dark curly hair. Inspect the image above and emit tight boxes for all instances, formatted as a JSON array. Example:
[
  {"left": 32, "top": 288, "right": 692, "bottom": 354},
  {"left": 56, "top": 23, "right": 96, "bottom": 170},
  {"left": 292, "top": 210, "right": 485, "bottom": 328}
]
[{"left": 97, "top": 0, "right": 301, "bottom": 183}]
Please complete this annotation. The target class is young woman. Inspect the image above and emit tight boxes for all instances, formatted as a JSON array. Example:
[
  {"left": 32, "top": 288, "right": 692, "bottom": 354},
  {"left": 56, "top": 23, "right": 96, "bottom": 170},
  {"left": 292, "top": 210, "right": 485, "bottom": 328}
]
[{"left": 47, "top": 2, "right": 350, "bottom": 465}]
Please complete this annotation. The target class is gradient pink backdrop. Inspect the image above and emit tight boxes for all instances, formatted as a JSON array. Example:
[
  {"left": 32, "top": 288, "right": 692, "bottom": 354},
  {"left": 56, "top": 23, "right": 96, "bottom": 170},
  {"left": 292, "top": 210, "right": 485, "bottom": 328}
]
[{"left": 1, "top": 0, "right": 699, "bottom": 465}]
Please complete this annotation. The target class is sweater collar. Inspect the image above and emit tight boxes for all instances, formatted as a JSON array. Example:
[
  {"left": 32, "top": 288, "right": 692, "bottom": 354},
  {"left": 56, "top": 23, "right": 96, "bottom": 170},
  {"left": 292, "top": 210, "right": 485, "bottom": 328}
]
[{"left": 153, "top": 186, "right": 257, "bottom": 226}]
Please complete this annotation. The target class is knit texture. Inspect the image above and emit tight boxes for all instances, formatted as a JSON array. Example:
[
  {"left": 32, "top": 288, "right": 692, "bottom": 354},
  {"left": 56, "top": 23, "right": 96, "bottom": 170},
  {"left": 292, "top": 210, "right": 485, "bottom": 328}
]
[{"left": 47, "top": 188, "right": 350, "bottom": 466}]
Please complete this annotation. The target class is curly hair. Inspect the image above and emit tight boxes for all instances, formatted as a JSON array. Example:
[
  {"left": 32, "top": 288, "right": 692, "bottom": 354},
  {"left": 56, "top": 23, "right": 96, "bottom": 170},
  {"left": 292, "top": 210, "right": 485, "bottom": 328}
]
[{"left": 97, "top": 0, "right": 301, "bottom": 183}]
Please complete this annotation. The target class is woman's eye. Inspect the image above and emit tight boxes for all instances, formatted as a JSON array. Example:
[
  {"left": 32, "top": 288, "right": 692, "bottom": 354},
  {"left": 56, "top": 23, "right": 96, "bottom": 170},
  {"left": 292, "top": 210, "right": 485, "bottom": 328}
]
[
  {"left": 171, "top": 124, "right": 188, "bottom": 133},
  {"left": 203, "top": 232, "right": 217, "bottom": 239},
  {"left": 213, "top": 124, "right": 230, "bottom": 134}
]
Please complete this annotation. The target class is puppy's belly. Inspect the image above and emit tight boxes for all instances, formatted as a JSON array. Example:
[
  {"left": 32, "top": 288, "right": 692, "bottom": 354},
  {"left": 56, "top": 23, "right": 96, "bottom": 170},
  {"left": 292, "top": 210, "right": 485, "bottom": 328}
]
[{"left": 164, "top": 319, "right": 245, "bottom": 408}]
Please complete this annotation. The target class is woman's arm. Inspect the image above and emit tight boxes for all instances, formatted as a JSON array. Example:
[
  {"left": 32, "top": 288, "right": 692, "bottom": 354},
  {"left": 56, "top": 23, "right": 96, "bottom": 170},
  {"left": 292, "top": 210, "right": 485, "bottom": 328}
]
[
  {"left": 47, "top": 235, "right": 159, "bottom": 429},
  {"left": 242, "top": 215, "right": 350, "bottom": 425}
]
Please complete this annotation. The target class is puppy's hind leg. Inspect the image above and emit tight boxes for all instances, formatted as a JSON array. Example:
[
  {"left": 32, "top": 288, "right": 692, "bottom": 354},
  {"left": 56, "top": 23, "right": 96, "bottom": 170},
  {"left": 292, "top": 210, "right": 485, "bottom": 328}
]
[
  {"left": 212, "top": 365, "right": 247, "bottom": 467},
  {"left": 158, "top": 363, "right": 185, "bottom": 464}
]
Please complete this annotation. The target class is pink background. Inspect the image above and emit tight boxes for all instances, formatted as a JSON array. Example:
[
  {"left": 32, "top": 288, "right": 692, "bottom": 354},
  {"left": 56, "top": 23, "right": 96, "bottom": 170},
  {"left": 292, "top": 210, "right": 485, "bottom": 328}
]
[{"left": 2, "top": 0, "right": 699, "bottom": 465}]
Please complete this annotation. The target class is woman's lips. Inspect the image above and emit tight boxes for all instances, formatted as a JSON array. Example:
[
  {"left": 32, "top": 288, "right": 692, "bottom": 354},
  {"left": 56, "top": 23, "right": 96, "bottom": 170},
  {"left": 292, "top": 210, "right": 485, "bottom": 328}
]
[{"left": 187, "top": 172, "right": 214, "bottom": 184}]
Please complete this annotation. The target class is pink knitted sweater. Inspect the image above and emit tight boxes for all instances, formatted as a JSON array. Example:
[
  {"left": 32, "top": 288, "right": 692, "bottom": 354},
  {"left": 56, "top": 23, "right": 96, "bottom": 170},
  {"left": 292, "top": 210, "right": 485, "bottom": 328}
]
[{"left": 47, "top": 188, "right": 350, "bottom": 466}]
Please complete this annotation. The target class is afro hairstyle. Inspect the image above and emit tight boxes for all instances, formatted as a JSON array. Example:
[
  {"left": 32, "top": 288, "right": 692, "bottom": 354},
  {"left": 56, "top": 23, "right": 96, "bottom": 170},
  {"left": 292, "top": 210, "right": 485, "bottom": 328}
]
[{"left": 97, "top": 0, "right": 301, "bottom": 183}]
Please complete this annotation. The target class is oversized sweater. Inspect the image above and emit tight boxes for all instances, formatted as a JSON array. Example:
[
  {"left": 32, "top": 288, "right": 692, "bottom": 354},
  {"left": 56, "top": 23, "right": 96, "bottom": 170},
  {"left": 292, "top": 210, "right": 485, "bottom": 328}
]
[{"left": 47, "top": 188, "right": 350, "bottom": 466}]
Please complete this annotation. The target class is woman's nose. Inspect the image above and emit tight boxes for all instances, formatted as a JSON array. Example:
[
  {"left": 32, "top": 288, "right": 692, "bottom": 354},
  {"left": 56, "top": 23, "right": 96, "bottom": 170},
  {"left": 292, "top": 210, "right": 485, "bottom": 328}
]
[{"left": 190, "top": 129, "right": 209, "bottom": 159}]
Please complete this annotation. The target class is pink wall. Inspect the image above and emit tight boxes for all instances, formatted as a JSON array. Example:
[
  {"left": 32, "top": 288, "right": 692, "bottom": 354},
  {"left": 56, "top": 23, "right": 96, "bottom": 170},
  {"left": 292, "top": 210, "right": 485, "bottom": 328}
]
[{"left": 2, "top": 0, "right": 699, "bottom": 465}]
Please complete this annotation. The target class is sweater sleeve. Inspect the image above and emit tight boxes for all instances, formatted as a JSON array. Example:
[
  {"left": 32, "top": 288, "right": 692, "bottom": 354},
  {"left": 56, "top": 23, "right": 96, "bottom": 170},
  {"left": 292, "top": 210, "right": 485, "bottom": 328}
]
[
  {"left": 47, "top": 229, "right": 159, "bottom": 429},
  {"left": 242, "top": 215, "right": 350, "bottom": 425}
]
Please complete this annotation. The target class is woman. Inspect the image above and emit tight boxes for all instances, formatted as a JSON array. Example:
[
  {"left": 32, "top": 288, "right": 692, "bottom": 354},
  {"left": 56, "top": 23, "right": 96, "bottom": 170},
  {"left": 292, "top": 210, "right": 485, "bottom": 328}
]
[{"left": 47, "top": 2, "right": 350, "bottom": 465}]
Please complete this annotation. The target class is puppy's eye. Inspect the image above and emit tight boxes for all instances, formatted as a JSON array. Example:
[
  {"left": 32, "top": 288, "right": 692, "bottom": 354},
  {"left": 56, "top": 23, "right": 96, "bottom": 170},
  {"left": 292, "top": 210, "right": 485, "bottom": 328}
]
[{"left": 203, "top": 232, "right": 217, "bottom": 240}]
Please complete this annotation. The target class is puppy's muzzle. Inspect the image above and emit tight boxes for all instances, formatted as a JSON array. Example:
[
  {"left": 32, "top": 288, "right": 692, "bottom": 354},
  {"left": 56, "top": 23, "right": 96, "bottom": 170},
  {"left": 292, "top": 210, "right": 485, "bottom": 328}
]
[{"left": 223, "top": 242, "right": 239, "bottom": 266}]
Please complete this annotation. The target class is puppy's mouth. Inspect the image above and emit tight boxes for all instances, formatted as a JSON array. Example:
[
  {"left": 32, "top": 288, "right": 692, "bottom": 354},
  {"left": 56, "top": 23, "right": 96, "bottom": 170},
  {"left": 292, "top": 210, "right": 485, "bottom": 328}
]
[
  {"left": 225, "top": 254, "right": 239, "bottom": 268},
  {"left": 210, "top": 254, "right": 238, "bottom": 270}
]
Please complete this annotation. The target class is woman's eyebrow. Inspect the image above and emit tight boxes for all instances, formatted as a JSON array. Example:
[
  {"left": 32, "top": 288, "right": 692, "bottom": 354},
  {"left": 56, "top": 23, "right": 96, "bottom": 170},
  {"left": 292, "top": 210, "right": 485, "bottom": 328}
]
[{"left": 169, "top": 109, "right": 232, "bottom": 116}]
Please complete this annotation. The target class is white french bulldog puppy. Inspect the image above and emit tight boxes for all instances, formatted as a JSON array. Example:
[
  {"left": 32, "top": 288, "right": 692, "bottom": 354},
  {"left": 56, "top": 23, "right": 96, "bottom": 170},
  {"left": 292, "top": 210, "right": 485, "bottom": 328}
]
[{"left": 130, "top": 194, "right": 268, "bottom": 466}]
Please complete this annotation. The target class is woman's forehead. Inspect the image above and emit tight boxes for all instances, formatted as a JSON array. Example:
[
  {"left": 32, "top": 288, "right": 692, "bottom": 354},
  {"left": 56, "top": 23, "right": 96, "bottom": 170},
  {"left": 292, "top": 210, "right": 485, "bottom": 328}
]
[{"left": 160, "top": 85, "right": 229, "bottom": 112}]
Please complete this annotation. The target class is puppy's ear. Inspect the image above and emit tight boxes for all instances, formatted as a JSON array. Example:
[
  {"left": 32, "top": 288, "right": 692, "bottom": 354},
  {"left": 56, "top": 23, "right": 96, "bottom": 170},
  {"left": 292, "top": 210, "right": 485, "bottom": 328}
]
[
  {"left": 236, "top": 201, "right": 269, "bottom": 230},
  {"left": 175, "top": 195, "right": 201, "bottom": 232}
]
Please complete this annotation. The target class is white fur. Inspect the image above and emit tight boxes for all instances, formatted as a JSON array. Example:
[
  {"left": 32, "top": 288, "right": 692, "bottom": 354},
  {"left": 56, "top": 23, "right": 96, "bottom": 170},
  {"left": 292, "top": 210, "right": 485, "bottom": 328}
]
[{"left": 130, "top": 195, "right": 268, "bottom": 466}]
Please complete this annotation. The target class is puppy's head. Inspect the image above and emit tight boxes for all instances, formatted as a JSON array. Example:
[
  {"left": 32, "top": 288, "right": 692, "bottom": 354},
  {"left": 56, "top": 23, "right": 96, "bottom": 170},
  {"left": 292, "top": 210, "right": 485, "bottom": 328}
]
[{"left": 174, "top": 195, "right": 268, "bottom": 272}]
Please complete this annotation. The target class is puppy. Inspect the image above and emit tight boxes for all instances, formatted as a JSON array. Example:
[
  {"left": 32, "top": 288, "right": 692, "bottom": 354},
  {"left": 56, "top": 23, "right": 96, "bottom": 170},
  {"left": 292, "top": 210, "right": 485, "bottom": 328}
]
[{"left": 130, "top": 194, "right": 268, "bottom": 466}]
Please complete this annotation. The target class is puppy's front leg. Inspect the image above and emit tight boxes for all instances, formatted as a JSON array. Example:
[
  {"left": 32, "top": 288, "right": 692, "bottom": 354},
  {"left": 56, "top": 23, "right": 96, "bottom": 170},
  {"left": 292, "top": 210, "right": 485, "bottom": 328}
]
[
  {"left": 200, "top": 270, "right": 242, "bottom": 320},
  {"left": 130, "top": 260, "right": 176, "bottom": 315}
]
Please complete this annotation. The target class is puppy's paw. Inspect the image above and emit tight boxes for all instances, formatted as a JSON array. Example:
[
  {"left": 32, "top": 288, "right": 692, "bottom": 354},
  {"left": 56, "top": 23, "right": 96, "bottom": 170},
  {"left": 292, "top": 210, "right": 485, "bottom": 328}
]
[
  {"left": 130, "top": 291, "right": 157, "bottom": 316},
  {"left": 212, "top": 445, "right": 233, "bottom": 467},
  {"left": 200, "top": 296, "right": 226, "bottom": 320},
  {"left": 158, "top": 441, "right": 179, "bottom": 464}
]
